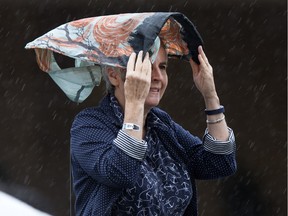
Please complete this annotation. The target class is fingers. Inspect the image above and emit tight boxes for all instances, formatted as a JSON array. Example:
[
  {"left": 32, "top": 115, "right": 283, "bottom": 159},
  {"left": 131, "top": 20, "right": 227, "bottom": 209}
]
[
  {"left": 127, "top": 52, "right": 136, "bottom": 72},
  {"left": 142, "top": 52, "right": 151, "bottom": 75},
  {"left": 198, "top": 53, "right": 206, "bottom": 66},
  {"left": 124, "top": 51, "right": 151, "bottom": 103},
  {"left": 190, "top": 46, "right": 213, "bottom": 79},
  {"left": 198, "top": 46, "right": 209, "bottom": 66},
  {"left": 190, "top": 45, "right": 209, "bottom": 73},
  {"left": 135, "top": 50, "right": 143, "bottom": 72},
  {"left": 127, "top": 51, "right": 150, "bottom": 74}
]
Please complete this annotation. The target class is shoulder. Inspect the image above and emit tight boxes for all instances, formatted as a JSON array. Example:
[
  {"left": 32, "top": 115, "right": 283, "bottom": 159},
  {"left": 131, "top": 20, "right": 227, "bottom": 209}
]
[
  {"left": 72, "top": 96, "right": 114, "bottom": 127},
  {"left": 74, "top": 106, "right": 103, "bottom": 119},
  {"left": 73, "top": 106, "right": 105, "bottom": 124}
]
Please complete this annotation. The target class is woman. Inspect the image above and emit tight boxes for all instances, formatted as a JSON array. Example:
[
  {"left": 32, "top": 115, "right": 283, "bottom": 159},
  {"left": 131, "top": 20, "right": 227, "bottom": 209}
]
[{"left": 70, "top": 45, "right": 236, "bottom": 216}]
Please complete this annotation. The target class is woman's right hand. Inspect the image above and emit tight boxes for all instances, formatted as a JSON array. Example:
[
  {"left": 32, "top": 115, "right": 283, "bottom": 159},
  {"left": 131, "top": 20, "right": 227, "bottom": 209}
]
[{"left": 124, "top": 51, "right": 152, "bottom": 105}]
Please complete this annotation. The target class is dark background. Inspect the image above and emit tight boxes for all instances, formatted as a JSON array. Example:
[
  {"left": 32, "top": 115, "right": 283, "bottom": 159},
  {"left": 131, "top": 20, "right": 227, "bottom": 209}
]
[{"left": 0, "top": 0, "right": 286, "bottom": 215}]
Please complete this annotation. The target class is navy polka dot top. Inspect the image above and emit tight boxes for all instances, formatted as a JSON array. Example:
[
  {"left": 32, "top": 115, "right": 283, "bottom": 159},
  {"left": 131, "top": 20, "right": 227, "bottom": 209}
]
[{"left": 70, "top": 94, "right": 236, "bottom": 216}]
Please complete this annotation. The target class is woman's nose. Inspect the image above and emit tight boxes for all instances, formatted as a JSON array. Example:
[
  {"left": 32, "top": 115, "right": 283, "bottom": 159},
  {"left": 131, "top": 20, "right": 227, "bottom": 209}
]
[{"left": 151, "top": 67, "right": 161, "bottom": 81}]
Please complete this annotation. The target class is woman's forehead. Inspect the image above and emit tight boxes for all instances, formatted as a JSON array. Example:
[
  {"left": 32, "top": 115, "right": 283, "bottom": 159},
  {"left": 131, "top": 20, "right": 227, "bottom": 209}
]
[{"left": 155, "top": 46, "right": 168, "bottom": 64}]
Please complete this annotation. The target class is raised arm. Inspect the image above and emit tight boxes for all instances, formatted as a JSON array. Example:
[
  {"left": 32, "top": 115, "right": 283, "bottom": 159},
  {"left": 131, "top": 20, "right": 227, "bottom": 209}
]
[
  {"left": 123, "top": 51, "right": 151, "bottom": 140},
  {"left": 190, "top": 46, "right": 229, "bottom": 141}
]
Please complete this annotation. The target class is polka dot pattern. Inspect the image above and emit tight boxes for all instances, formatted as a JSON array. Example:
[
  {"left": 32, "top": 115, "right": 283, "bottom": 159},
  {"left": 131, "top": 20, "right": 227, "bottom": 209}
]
[{"left": 70, "top": 94, "right": 237, "bottom": 215}]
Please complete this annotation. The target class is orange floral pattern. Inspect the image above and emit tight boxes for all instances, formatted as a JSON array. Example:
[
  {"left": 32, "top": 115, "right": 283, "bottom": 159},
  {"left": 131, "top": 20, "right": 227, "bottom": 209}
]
[
  {"left": 25, "top": 12, "right": 203, "bottom": 72},
  {"left": 159, "top": 18, "right": 189, "bottom": 56},
  {"left": 93, "top": 14, "right": 149, "bottom": 57},
  {"left": 69, "top": 17, "right": 95, "bottom": 28}
]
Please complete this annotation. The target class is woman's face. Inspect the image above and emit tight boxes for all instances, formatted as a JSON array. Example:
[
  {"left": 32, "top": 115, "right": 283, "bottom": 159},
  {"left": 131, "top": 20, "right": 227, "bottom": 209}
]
[
  {"left": 113, "top": 46, "right": 168, "bottom": 111},
  {"left": 144, "top": 46, "right": 168, "bottom": 110}
]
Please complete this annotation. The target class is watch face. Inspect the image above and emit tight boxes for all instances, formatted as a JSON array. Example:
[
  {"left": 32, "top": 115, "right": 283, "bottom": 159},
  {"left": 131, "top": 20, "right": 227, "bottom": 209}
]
[
  {"left": 126, "top": 124, "right": 133, "bottom": 129},
  {"left": 123, "top": 123, "right": 140, "bottom": 131}
]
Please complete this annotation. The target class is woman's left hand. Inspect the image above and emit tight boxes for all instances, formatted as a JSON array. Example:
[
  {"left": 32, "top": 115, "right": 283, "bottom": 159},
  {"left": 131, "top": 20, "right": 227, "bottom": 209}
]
[
  {"left": 189, "top": 46, "right": 217, "bottom": 100},
  {"left": 190, "top": 46, "right": 229, "bottom": 141}
]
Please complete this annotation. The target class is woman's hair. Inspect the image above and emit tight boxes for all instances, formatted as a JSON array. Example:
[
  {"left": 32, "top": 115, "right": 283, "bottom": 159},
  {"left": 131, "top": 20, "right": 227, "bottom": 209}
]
[
  {"left": 101, "top": 39, "right": 166, "bottom": 93},
  {"left": 101, "top": 65, "right": 126, "bottom": 93}
]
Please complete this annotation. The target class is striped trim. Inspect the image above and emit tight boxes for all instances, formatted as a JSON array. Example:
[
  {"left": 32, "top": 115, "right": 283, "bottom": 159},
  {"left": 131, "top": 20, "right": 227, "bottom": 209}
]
[
  {"left": 114, "top": 130, "right": 147, "bottom": 160},
  {"left": 203, "top": 127, "right": 236, "bottom": 155}
]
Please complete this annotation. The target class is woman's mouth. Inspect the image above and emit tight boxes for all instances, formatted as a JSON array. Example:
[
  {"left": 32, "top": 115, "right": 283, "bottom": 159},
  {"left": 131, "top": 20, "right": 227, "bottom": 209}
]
[{"left": 150, "top": 87, "right": 160, "bottom": 92}]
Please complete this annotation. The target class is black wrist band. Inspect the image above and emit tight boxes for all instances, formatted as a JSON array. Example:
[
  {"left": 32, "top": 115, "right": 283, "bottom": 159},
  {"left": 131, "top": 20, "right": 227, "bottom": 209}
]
[{"left": 205, "top": 105, "right": 225, "bottom": 115}]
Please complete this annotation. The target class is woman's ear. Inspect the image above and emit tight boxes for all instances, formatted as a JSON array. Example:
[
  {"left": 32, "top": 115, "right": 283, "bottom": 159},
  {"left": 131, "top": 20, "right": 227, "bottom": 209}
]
[{"left": 106, "top": 67, "right": 121, "bottom": 87}]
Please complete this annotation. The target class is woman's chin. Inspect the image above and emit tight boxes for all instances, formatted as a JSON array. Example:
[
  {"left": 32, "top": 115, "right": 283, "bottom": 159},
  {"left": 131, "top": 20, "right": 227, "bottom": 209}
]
[{"left": 145, "top": 96, "right": 161, "bottom": 109}]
